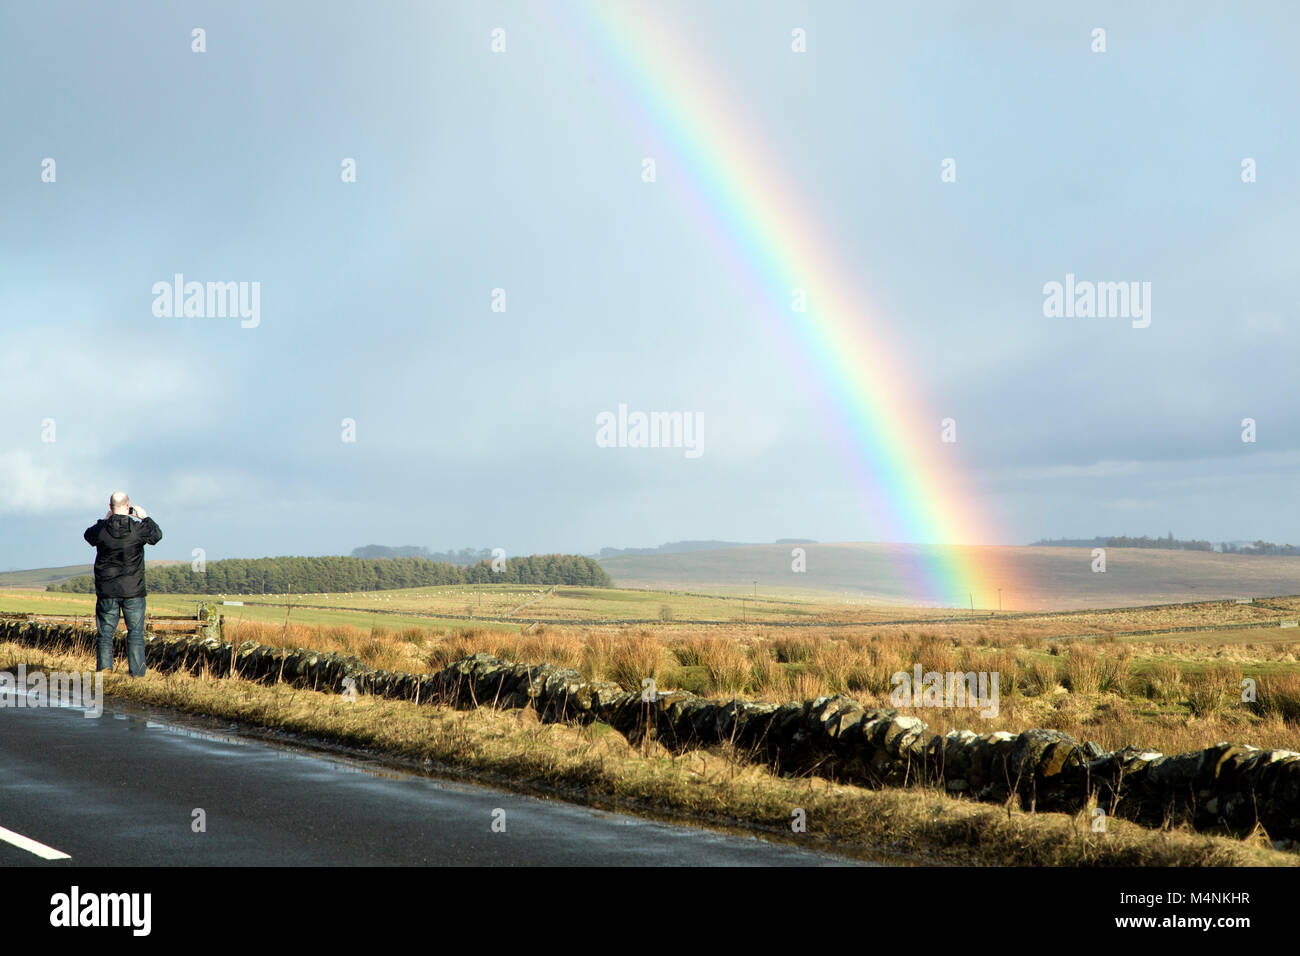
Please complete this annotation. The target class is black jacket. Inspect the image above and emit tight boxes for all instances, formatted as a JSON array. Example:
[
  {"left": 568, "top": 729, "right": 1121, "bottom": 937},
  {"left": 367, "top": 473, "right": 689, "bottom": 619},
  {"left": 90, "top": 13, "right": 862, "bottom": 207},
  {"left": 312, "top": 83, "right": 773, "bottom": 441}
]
[{"left": 83, "top": 514, "right": 163, "bottom": 598}]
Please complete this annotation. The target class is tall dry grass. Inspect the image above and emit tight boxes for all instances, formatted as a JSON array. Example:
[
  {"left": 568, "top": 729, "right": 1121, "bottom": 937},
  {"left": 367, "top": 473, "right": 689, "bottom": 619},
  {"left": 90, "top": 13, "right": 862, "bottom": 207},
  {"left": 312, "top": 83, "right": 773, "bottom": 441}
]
[
  {"left": 1249, "top": 671, "right": 1300, "bottom": 723},
  {"left": 702, "top": 640, "right": 751, "bottom": 696},
  {"left": 1141, "top": 660, "right": 1183, "bottom": 702},
  {"left": 210, "top": 616, "right": 1300, "bottom": 754},
  {"left": 606, "top": 633, "right": 667, "bottom": 692}
]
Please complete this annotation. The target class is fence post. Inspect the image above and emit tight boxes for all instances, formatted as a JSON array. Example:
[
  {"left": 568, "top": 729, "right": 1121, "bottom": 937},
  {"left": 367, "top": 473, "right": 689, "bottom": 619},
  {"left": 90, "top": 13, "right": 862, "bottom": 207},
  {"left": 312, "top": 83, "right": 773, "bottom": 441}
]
[{"left": 197, "top": 602, "right": 221, "bottom": 641}]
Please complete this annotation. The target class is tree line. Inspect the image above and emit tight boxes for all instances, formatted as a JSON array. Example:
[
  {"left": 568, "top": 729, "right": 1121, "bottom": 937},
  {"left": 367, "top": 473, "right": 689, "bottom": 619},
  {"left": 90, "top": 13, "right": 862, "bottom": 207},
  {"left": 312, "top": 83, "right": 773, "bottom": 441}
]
[
  {"left": 1103, "top": 534, "right": 1215, "bottom": 551},
  {"left": 51, "top": 554, "right": 612, "bottom": 594},
  {"left": 1033, "top": 533, "right": 1299, "bottom": 555},
  {"left": 1220, "top": 541, "right": 1300, "bottom": 556}
]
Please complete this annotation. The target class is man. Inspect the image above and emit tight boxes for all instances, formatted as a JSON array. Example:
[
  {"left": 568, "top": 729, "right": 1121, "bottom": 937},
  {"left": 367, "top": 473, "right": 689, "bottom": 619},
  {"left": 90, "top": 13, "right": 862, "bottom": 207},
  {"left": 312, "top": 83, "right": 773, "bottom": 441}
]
[{"left": 84, "top": 492, "right": 163, "bottom": 676}]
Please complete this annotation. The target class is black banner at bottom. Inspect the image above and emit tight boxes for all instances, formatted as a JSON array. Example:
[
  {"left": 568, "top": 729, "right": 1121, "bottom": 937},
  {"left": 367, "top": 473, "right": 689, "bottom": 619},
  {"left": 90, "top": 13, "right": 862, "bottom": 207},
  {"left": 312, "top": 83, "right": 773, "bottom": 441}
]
[{"left": 0, "top": 865, "right": 1282, "bottom": 941}]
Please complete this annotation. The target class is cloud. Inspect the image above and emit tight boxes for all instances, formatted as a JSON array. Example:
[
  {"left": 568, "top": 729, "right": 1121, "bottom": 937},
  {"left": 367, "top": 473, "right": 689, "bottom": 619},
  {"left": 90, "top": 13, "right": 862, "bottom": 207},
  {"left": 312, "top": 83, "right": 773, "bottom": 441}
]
[{"left": 0, "top": 450, "right": 104, "bottom": 515}]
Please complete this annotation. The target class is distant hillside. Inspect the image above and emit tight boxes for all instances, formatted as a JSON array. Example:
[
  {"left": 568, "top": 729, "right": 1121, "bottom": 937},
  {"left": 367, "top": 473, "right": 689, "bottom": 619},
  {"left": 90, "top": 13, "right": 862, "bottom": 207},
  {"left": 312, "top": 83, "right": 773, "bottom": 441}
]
[
  {"left": 0, "top": 564, "right": 93, "bottom": 588},
  {"left": 0, "top": 562, "right": 185, "bottom": 589},
  {"left": 599, "top": 542, "right": 1300, "bottom": 611},
  {"left": 596, "top": 539, "right": 812, "bottom": 559}
]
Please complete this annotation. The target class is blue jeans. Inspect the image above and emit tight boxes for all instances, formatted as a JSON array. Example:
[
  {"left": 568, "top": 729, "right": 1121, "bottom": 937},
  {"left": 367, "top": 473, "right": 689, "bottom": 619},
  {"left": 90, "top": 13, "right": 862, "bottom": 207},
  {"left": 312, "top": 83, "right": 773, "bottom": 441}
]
[{"left": 95, "top": 595, "right": 147, "bottom": 676}]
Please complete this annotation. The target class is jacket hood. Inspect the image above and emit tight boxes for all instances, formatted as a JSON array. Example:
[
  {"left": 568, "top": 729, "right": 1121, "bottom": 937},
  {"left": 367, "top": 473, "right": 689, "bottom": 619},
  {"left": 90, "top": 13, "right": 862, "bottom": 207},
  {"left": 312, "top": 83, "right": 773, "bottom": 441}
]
[{"left": 106, "top": 514, "right": 135, "bottom": 538}]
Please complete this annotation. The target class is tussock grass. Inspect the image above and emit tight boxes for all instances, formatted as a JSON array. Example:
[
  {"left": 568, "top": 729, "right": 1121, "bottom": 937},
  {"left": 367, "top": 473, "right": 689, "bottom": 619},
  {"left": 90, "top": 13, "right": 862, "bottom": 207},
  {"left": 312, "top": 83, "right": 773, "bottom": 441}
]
[
  {"left": 1187, "top": 667, "right": 1242, "bottom": 719},
  {"left": 810, "top": 641, "right": 856, "bottom": 694},
  {"left": 669, "top": 636, "right": 709, "bottom": 668},
  {"left": 1142, "top": 660, "right": 1183, "bottom": 702},
  {"left": 749, "top": 651, "right": 789, "bottom": 698},
  {"left": 701, "top": 640, "right": 750, "bottom": 696},
  {"left": 1250, "top": 671, "right": 1300, "bottom": 722},
  {"left": 771, "top": 635, "right": 815, "bottom": 664},
  {"left": 607, "top": 634, "right": 666, "bottom": 692},
  {"left": 1021, "top": 657, "right": 1060, "bottom": 697}
]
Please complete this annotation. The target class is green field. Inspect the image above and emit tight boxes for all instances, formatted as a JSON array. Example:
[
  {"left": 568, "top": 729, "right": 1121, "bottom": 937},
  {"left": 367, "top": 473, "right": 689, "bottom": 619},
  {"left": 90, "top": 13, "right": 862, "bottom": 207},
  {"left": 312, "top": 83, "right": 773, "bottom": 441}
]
[
  {"left": 0, "top": 581, "right": 946, "bottom": 630},
  {"left": 0, "top": 587, "right": 502, "bottom": 633}
]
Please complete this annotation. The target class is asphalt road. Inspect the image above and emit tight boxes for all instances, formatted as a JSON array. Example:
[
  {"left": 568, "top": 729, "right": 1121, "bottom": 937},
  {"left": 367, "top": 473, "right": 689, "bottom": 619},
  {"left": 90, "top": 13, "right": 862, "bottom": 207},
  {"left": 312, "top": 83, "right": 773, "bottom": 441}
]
[{"left": 0, "top": 689, "right": 864, "bottom": 866}]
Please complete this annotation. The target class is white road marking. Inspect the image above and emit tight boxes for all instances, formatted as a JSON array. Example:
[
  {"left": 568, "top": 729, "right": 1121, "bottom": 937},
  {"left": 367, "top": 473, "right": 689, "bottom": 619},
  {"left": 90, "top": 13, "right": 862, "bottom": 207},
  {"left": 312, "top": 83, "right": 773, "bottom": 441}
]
[{"left": 0, "top": 824, "right": 71, "bottom": 860}]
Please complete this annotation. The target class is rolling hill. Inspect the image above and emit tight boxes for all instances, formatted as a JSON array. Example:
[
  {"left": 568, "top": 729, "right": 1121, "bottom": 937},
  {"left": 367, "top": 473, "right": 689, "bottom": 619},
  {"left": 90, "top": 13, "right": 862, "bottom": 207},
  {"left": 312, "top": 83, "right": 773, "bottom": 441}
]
[
  {"left": 598, "top": 542, "right": 1300, "bottom": 611},
  {"left": 0, "top": 564, "right": 95, "bottom": 589},
  {"left": 0, "top": 561, "right": 187, "bottom": 590}
]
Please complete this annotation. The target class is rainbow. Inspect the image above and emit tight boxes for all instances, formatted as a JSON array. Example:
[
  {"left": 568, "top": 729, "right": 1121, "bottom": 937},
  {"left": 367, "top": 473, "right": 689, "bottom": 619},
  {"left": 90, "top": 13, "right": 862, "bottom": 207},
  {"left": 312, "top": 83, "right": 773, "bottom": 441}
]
[{"left": 552, "top": 4, "right": 1007, "bottom": 606}]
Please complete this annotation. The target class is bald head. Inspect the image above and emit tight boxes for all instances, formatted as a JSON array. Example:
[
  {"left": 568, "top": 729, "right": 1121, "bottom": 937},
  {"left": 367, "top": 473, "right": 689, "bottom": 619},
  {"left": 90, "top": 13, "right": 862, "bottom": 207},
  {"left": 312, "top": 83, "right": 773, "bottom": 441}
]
[{"left": 109, "top": 491, "right": 131, "bottom": 515}]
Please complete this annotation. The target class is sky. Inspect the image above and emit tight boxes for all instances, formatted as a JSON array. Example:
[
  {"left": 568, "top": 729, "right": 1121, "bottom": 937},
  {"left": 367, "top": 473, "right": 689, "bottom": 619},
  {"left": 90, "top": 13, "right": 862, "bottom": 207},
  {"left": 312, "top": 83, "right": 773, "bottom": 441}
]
[{"left": 1, "top": 0, "right": 1298, "bottom": 570}]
